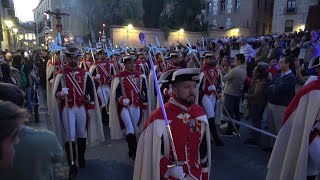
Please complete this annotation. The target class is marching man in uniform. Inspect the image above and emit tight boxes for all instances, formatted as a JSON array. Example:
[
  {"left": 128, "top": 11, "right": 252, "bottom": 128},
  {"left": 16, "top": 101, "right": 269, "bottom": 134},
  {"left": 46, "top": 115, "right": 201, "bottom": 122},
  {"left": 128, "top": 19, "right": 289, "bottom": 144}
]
[
  {"left": 136, "top": 51, "right": 149, "bottom": 76},
  {"left": 51, "top": 47, "right": 104, "bottom": 178},
  {"left": 134, "top": 68, "right": 211, "bottom": 180},
  {"left": 90, "top": 49, "right": 115, "bottom": 126},
  {"left": 79, "top": 50, "right": 95, "bottom": 71},
  {"left": 199, "top": 52, "right": 224, "bottom": 146},
  {"left": 109, "top": 55, "right": 149, "bottom": 160}
]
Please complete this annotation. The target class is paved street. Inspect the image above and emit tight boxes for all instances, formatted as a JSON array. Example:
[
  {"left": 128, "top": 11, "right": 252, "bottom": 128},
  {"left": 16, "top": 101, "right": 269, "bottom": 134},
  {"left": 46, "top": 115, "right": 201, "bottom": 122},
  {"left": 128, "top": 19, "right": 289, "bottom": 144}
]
[
  {"left": 75, "top": 128, "right": 270, "bottom": 180},
  {"left": 33, "top": 88, "right": 271, "bottom": 180}
]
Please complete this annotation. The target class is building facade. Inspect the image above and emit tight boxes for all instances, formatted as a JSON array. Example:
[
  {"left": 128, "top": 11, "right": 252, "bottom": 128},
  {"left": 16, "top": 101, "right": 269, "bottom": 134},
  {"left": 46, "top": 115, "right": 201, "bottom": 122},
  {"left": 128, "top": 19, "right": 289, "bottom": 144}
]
[
  {"left": 17, "top": 21, "right": 36, "bottom": 50},
  {"left": 33, "top": 0, "right": 89, "bottom": 47},
  {"left": 204, "top": 0, "right": 274, "bottom": 35},
  {"left": 0, "top": 0, "right": 19, "bottom": 51},
  {"left": 272, "top": 0, "right": 319, "bottom": 33}
]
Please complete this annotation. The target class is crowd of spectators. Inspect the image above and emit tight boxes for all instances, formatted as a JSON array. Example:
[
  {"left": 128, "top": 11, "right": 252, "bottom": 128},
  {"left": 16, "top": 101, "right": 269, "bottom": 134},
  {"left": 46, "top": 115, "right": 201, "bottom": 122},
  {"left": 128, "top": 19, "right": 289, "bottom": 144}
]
[
  {"left": 0, "top": 49, "right": 63, "bottom": 180},
  {"left": 208, "top": 29, "right": 320, "bottom": 149}
]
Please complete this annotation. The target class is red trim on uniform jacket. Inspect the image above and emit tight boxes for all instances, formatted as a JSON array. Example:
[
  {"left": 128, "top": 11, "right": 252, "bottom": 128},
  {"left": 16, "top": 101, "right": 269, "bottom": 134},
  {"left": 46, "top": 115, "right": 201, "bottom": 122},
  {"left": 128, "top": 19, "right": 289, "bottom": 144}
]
[{"left": 281, "top": 78, "right": 320, "bottom": 127}]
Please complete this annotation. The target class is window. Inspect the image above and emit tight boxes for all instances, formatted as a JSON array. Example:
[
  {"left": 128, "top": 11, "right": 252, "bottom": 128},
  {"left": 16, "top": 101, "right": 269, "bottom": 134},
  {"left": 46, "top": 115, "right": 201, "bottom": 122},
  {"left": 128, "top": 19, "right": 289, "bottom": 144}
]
[
  {"left": 265, "top": 0, "right": 267, "bottom": 12},
  {"left": 227, "top": 0, "right": 232, "bottom": 13},
  {"left": 213, "top": 0, "right": 218, "bottom": 15},
  {"left": 287, "top": 0, "right": 296, "bottom": 12},
  {"left": 234, "top": 0, "right": 240, "bottom": 13},
  {"left": 207, "top": 2, "right": 212, "bottom": 15},
  {"left": 284, "top": 20, "right": 294, "bottom": 32},
  {"left": 220, "top": 0, "right": 226, "bottom": 14}
]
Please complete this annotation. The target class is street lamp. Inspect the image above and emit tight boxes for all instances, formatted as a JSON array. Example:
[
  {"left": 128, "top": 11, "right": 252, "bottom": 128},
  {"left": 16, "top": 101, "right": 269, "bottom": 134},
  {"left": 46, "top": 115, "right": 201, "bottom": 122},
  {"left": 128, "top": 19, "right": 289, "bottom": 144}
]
[
  {"left": 5, "top": 20, "right": 13, "bottom": 29},
  {"left": 178, "top": 28, "right": 184, "bottom": 42},
  {"left": 12, "top": 28, "right": 18, "bottom": 34},
  {"left": 126, "top": 24, "right": 133, "bottom": 44}
]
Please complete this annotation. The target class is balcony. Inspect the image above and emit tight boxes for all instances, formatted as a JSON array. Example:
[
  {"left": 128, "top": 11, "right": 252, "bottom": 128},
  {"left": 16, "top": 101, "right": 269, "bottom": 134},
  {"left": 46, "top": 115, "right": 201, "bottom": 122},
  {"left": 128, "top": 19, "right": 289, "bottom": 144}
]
[{"left": 284, "top": 7, "right": 297, "bottom": 14}]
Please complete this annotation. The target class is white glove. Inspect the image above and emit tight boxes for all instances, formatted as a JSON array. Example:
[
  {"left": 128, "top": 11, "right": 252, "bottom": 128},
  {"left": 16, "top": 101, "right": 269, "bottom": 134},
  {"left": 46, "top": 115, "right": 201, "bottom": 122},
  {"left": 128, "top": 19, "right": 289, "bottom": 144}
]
[
  {"left": 122, "top": 98, "right": 130, "bottom": 106},
  {"left": 61, "top": 88, "right": 69, "bottom": 96},
  {"left": 208, "top": 84, "right": 216, "bottom": 91},
  {"left": 95, "top": 74, "right": 101, "bottom": 79},
  {"left": 166, "top": 166, "right": 185, "bottom": 179}
]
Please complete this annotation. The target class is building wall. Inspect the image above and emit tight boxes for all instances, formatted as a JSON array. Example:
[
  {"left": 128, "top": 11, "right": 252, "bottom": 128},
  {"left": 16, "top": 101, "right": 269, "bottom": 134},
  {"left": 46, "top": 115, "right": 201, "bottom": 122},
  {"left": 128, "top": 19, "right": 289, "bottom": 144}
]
[
  {"left": 33, "top": 0, "right": 89, "bottom": 46},
  {"left": 272, "top": 0, "right": 318, "bottom": 33},
  {"left": 110, "top": 26, "right": 250, "bottom": 48},
  {"left": 205, "top": 0, "right": 273, "bottom": 35}
]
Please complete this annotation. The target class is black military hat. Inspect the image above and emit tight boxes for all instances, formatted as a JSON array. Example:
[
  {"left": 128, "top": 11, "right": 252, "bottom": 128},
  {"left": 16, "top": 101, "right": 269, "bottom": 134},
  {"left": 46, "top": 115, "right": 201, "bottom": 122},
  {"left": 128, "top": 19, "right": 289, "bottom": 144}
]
[
  {"left": 65, "top": 47, "right": 80, "bottom": 58},
  {"left": 97, "top": 48, "right": 106, "bottom": 55},
  {"left": 170, "top": 68, "right": 200, "bottom": 84},
  {"left": 122, "top": 55, "right": 135, "bottom": 63}
]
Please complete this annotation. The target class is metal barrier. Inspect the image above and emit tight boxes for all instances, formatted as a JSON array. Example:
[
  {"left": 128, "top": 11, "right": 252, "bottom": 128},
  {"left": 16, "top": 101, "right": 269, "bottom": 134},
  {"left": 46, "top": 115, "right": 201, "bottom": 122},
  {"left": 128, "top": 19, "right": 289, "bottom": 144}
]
[{"left": 221, "top": 115, "right": 278, "bottom": 139}]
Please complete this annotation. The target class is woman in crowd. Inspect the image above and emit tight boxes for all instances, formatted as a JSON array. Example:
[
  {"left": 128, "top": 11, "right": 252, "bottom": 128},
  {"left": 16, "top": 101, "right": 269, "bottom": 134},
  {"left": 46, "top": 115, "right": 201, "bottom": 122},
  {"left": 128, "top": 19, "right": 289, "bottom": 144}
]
[
  {"left": 0, "top": 100, "right": 27, "bottom": 170},
  {"left": 284, "top": 38, "right": 300, "bottom": 59},
  {"left": 0, "top": 63, "right": 16, "bottom": 85},
  {"left": 12, "top": 54, "right": 32, "bottom": 113},
  {"left": 244, "top": 63, "right": 269, "bottom": 146}
]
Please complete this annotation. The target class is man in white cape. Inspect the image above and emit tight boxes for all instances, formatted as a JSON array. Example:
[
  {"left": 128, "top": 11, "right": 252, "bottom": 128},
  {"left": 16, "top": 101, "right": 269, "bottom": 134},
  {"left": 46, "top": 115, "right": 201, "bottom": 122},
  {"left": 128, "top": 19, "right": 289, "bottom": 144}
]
[
  {"left": 51, "top": 47, "right": 104, "bottom": 178},
  {"left": 134, "top": 68, "right": 211, "bottom": 180}
]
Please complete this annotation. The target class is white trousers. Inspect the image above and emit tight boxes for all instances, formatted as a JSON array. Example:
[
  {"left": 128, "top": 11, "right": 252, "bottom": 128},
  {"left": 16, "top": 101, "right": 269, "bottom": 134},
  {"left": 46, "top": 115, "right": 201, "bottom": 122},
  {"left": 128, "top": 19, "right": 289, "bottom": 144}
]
[
  {"left": 120, "top": 105, "right": 140, "bottom": 135},
  {"left": 201, "top": 94, "right": 217, "bottom": 119},
  {"left": 97, "top": 85, "right": 110, "bottom": 108},
  {"left": 62, "top": 105, "right": 87, "bottom": 142}
]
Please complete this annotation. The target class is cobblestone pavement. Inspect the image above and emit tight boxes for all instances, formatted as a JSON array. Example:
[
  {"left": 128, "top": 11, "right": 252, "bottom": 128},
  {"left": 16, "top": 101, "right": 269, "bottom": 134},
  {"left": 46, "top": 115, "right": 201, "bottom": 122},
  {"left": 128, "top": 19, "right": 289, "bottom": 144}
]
[{"left": 31, "top": 88, "right": 271, "bottom": 180}]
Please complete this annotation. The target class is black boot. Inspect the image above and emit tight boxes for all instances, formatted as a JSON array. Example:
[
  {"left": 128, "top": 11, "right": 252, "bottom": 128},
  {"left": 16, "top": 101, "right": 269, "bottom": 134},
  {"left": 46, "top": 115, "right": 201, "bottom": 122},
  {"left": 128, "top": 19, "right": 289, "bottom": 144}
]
[
  {"left": 126, "top": 133, "right": 137, "bottom": 160},
  {"left": 101, "top": 106, "right": 109, "bottom": 126},
  {"left": 77, "top": 138, "right": 86, "bottom": 168},
  {"left": 208, "top": 118, "right": 224, "bottom": 146},
  {"left": 64, "top": 142, "right": 77, "bottom": 179}
]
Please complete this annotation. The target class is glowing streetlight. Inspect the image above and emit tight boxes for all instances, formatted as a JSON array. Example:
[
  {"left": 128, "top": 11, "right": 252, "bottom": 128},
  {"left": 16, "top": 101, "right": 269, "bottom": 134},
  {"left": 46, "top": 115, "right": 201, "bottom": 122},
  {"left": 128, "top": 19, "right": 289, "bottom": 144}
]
[
  {"left": 5, "top": 20, "right": 13, "bottom": 28},
  {"left": 126, "top": 24, "right": 133, "bottom": 44},
  {"left": 12, "top": 28, "right": 18, "bottom": 34},
  {"left": 18, "top": 34, "right": 24, "bottom": 40},
  {"left": 178, "top": 28, "right": 184, "bottom": 42}
]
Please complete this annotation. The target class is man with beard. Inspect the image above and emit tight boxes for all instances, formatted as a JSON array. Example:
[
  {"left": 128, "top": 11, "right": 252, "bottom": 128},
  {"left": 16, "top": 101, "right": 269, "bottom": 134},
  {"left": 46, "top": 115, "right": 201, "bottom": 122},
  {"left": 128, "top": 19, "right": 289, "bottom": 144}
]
[
  {"left": 90, "top": 49, "right": 115, "bottom": 126},
  {"left": 199, "top": 52, "right": 224, "bottom": 146},
  {"left": 109, "top": 55, "right": 149, "bottom": 160},
  {"left": 51, "top": 47, "right": 104, "bottom": 179},
  {"left": 79, "top": 50, "right": 95, "bottom": 71},
  {"left": 134, "top": 68, "right": 211, "bottom": 180}
]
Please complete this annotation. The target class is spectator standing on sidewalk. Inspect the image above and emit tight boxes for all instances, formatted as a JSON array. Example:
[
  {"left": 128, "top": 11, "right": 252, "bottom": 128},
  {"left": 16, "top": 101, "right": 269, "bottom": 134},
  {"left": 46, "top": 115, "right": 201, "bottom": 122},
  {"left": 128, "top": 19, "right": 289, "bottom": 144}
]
[
  {"left": 284, "top": 38, "right": 300, "bottom": 59},
  {"left": 300, "top": 30, "right": 320, "bottom": 69},
  {"left": 0, "top": 83, "right": 63, "bottom": 180},
  {"left": 255, "top": 38, "right": 270, "bottom": 64},
  {"left": 244, "top": 64, "right": 269, "bottom": 146},
  {"left": 267, "top": 56, "right": 296, "bottom": 134},
  {"left": 222, "top": 54, "right": 247, "bottom": 135},
  {"left": 0, "top": 101, "right": 25, "bottom": 170}
]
